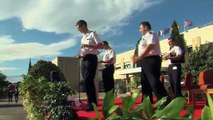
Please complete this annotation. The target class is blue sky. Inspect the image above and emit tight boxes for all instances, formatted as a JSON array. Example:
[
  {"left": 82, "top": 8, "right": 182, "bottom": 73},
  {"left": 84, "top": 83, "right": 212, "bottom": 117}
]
[{"left": 0, "top": 0, "right": 213, "bottom": 82}]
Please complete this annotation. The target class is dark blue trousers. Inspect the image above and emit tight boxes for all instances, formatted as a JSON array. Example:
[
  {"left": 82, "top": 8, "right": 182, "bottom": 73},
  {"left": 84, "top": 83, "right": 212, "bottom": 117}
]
[
  {"left": 141, "top": 56, "right": 168, "bottom": 102},
  {"left": 102, "top": 64, "right": 115, "bottom": 93},
  {"left": 81, "top": 54, "right": 97, "bottom": 105},
  {"left": 168, "top": 64, "right": 182, "bottom": 98}
]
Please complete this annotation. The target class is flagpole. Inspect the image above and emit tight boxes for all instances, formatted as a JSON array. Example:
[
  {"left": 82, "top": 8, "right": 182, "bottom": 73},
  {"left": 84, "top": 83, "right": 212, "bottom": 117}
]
[{"left": 183, "top": 20, "right": 186, "bottom": 32}]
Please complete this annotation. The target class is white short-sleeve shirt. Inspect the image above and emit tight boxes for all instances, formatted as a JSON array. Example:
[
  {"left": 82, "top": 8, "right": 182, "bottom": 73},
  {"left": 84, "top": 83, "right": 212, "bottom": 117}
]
[
  {"left": 168, "top": 46, "right": 183, "bottom": 64},
  {"left": 103, "top": 48, "right": 116, "bottom": 64},
  {"left": 138, "top": 31, "right": 161, "bottom": 57},
  {"left": 80, "top": 31, "right": 102, "bottom": 56}
]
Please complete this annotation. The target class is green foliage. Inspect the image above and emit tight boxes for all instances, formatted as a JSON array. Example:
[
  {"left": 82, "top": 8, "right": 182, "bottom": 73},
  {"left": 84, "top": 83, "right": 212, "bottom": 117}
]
[
  {"left": 92, "top": 90, "right": 213, "bottom": 120},
  {"left": 102, "top": 90, "right": 116, "bottom": 117},
  {"left": 92, "top": 90, "right": 182, "bottom": 120},
  {"left": 19, "top": 76, "right": 50, "bottom": 120},
  {"left": 134, "top": 38, "right": 142, "bottom": 67},
  {"left": 152, "top": 97, "right": 186, "bottom": 119},
  {"left": 182, "top": 106, "right": 194, "bottom": 119},
  {"left": 92, "top": 89, "right": 147, "bottom": 120},
  {"left": 92, "top": 92, "right": 213, "bottom": 120},
  {"left": 134, "top": 39, "right": 140, "bottom": 56},
  {"left": 115, "top": 80, "right": 127, "bottom": 94},
  {"left": 201, "top": 94, "right": 213, "bottom": 120},
  {"left": 182, "top": 43, "right": 213, "bottom": 82},
  {"left": 28, "top": 60, "right": 65, "bottom": 81},
  {"left": 19, "top": 75, "right": 77, "bottom": 120},
  {"left": 0, "top": 72, "right": 9, "bottom": 94},
  {"left": 130, "top": 75, "right": 140, "bottom": 89},
  {"left": 0, "top": 72, "right": 7, "bottom": 81},
  {"left": 170, "top": 20, "right": 187, "bottom": 53}
]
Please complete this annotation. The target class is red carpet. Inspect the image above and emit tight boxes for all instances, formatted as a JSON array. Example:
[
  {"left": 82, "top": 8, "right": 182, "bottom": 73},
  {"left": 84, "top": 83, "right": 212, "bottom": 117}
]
[{"left": 75, "top": 98, "right": 205, "bottom": 120}]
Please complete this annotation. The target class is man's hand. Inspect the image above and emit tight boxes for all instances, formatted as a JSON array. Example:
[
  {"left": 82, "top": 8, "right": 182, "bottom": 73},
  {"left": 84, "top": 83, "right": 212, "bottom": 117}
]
[
  {"left": 81, "top": 44, "right": 96, "bottom": 48},
  {"left": 132, "top": 56, "right": 141, "bottom": 63},
  {"left": 163, "top": 53, "right": 170, "bottom": 60}
]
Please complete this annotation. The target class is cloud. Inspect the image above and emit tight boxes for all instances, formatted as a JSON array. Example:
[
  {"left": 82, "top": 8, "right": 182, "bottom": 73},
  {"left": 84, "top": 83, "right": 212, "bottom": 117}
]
[
  {"left": 0, "top": 36, "right": 77, "bottom": 62},
  {"left": 0, "top": 67, "right": 18, "bottom": 71},
  {"left": 0, "top": 0, "right": 162, "bottom": 34},
  {"left": 6, "top": 75, "right": 23, "bottom": 83},
  {"left": 111, "top": 42, "right": 135, "bottom": 49}
]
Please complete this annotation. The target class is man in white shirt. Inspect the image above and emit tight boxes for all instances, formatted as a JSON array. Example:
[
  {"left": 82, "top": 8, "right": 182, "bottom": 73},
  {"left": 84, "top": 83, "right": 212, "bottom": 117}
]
[
  {"left": 76, "top": 20, "right": 103, "bottom": 111},
  {"left": 99, "top": 41, "right": 116, "bottom": 93},
  {"left": 133, "top": 21, "right": 168, "bottom": 103},
  {"left": 163, "top": 37, "right": 184, "bottom": 98}
]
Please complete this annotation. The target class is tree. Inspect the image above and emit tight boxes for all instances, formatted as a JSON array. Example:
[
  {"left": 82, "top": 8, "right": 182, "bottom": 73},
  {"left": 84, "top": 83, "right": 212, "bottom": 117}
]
[
  {"left": 134, "top": 38, "right": 142, "bottom": 67},
  {"left": 28, "top": 60, "right": 65, "bottom": 81},
  {"left": 0, "top": 72, "right": 6, "bottom": 81},
  {"left": 170, "top": 20, "right": 187, "bottom": 79},
  {"left": 0, "top": 72, "right": 9, "bottom": 93},
  {"left": 170, "top": 20, "right": 187, "bottom": 54},
  {"left": 182, "top": 43, "right": 213, "bottom": 82},
  {"left": 28, "top": 58, "right": 32, "bottom": 73}
]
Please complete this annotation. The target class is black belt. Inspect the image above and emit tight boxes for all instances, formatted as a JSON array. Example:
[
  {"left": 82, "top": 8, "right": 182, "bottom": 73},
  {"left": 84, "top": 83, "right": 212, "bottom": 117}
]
[
  {"left": 104, "top": 64, "right": 114, "bottom": 67},
  {"left": 169, "top": 63, "right": 181, "bottom": 67},
  {"left": 84, "top": 54, "right": 97, "bottom": 57},
  {"left": 145, "top": 55, "right": 160, "bottom": 58}
]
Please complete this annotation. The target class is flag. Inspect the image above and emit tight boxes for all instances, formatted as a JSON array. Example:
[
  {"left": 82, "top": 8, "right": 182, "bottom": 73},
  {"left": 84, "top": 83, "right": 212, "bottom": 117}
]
[
  {"left": 157, "top": 31, "right": 161, "bottom": 37},
  {"left": 184, "top": 20, "right": 192, "bottom": 27},
  {"left": 160, "top": 27, "right": 170, "bottom": 36}
]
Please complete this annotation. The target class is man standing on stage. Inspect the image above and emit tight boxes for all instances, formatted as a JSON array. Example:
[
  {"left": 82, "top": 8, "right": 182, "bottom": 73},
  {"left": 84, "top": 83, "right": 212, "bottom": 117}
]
[
  {"left": 132, "top": 21, "right": 168, "bottom": 103},
  {"left": 163, "top": 37, "right": 184, "bottom": 98},
  {"left": 76, "top": 20, "right": 103, "bottom": 111},
  {"left": 99, "top": 41, "right": 116, "bottom": 93}
]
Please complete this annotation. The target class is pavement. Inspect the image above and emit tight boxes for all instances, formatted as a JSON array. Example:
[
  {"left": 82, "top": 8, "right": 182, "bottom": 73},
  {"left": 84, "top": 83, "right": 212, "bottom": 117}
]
[
  {"left": 0, "top": 92, "right": 127, "bottom": 120},
  {"left": 0, "top": 95, "right": 27, "bottom": 120}
]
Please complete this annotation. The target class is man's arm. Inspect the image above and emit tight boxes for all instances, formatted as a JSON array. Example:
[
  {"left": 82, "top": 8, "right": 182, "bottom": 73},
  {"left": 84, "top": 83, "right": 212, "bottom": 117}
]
[
  {"left": 92, "top": 32, "right": 104, "bottom": 49},
  {"left": 81, "top": 43, "right": 104, "bottom": 49},
  {"left": 163, "top": 52, "right": 171, "bottom": 60},
  {"left": 133, "top": 44, "right": 154, "bottom": 63},
  {"left": 170, "top": 54, "right": 183, "bottom": 61},
  {"left": 170, "top": 47, "right": 183, "bottom": 61},
  {"left": 99, "top": 58, "right": 115, "bottom": 63},
  {"left": 139, "top": 44, "right": 154, "bottom": 60}
]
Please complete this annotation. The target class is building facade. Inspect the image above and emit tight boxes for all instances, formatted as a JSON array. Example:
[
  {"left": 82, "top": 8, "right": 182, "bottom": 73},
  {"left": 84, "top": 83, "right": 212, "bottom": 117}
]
[
  {"left": 51, "top": 24, "right": 213, "bottom": 88},
  {"left": 114, "top": 24, "right": 213, "bottom": 80},
  {"left": 52, "top": 57, "right": 103, "bottom": 91},
  {"left": 52, "top": 57, "right": 80, "bottom": 90}
]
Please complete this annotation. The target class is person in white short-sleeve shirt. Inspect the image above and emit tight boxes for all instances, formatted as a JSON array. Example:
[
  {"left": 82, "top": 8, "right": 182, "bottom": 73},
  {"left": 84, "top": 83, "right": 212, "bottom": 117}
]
[
  {"left": 163, "top": 37, "right": 184, "bottom": 98},
  {"left": 75, "top": 20, "right": 103, "bottom": 111},
  {"left": 99, "top": 41, "right": 116, "bottom": 93},
  {"left": 133, "top": 21, "right": 169, "bottom": 103}
]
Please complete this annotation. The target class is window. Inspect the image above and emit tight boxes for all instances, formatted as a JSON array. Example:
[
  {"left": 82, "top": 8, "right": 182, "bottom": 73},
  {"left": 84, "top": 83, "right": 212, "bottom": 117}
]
[
  {"left": 187, "top": 45, "right": 192, "bottom": 53},
  {"left": 123, "top": 62, "right": 131, "bottom": 69},
  {"left": 133, "top": 63, "right": 138, "bottom": 68},
  {"left": 115, "top": 64, "right": 121, "bottom": 70}
]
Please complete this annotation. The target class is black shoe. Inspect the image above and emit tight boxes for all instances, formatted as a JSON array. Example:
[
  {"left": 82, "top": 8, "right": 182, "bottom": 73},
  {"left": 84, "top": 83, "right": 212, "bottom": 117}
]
[{"left": 85, "top": 105, "right": 94, "bottom": 111}]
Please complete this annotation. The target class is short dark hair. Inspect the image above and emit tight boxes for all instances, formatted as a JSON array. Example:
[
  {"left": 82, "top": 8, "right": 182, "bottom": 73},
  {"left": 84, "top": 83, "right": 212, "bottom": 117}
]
[
  {"left": 168, "top": 37, "right": 175, "bottom": 41},
  {"left": 76, "top": 20, "right": 87, "bottom": 27},
  {"left": 102, "top": 41, "right": 109, "bottom": 46},
  {"left": 140, "top": 21, "right": 152, "bottom": 30}
]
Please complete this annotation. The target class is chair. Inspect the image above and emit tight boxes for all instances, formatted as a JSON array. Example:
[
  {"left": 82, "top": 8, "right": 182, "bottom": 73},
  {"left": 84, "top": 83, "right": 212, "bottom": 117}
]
[
  {"left": 181, "top": 72, "right": 194, "bottom": 103},
  {"left": 191, "top": 69, "right": 213, "bottom": 107},
  {"left": 198, "top": 69, "right": 213, "bottom": 94},
  {"left": 169, "top": 72, "right": 197, "bottom": 103}
]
